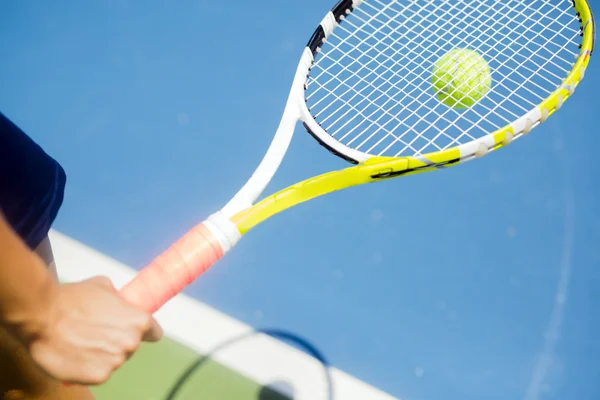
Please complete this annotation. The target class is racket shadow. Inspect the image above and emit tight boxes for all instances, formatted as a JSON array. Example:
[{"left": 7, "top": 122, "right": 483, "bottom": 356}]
[
  {"left": 258, "top": 383, "right": 294, "bottom": 400},
  {"left": 164, "top": 328, "right": 333, "bottom": 400}
]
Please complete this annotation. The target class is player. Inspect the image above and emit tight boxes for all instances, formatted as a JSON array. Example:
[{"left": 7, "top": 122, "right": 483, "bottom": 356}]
[{"left": 0, "top": 111, "right": 163, "bottom": 399}]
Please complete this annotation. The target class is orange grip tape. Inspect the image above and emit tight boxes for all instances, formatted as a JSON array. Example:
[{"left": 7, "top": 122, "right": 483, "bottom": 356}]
[{"left": 119, "top": 222, "right": 224, "bottom": 314}]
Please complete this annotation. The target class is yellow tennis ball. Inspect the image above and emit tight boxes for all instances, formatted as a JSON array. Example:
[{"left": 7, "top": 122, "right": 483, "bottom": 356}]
[{"left": 432, "top": 48, "right": 492, "bottom": 109}]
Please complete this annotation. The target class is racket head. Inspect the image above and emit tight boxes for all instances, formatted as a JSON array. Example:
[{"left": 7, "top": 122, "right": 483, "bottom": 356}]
[
  {"left": 229, "top": 0, "right": 594, "bottom": 233},
  {"left": 298, "top": 0, "right": 595, "bottom": 168}
]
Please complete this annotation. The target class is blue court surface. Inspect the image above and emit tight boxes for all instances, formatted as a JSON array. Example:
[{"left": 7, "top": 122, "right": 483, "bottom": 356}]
[{"left": 2, "top": 1, "right": 600, "bottom": 399}]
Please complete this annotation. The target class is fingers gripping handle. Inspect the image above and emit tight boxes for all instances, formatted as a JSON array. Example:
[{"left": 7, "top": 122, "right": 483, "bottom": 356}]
[
  {"left": 63, "top": 216, "right": 239, "bottom": 386},
  {"left": 119, "top": 215, "right": 241, "bottom": 314}
]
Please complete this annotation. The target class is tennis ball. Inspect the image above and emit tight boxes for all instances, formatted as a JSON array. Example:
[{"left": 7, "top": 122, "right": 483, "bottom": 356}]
[{"left": 432, "top": 48, "right": 492, "bottom": 109}]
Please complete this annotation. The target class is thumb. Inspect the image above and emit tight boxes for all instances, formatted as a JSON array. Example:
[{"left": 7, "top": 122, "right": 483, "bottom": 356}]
[
  {"left": 88, "top": 276, "right": 116, "bottom": 289},
  {"left": 142, "top": 317, "right": 163, "bottom": 343}
]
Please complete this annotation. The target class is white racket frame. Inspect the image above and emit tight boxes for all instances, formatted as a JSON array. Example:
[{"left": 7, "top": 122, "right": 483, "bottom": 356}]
[{"left": 211, "top": 0, "right": 593, "bottom": 249}]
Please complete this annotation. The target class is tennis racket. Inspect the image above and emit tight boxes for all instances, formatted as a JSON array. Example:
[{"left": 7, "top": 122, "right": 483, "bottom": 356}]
[{"left": 120, "top": 0, "right": 595, "bottom": 314}]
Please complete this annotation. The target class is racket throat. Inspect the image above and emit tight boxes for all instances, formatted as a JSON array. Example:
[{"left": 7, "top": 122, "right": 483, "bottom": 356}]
[
  {"left": 232, "top": 157, "right": 411, "bottom": 234},
  {"left": 221, "top": 110, "right": 299, "bottom": 217},
  {"left": 204, "top": 212, "right": 242, "bottom": 254},
  {"left": 221, "top": 49, "right": 315, "bottom": 218}
]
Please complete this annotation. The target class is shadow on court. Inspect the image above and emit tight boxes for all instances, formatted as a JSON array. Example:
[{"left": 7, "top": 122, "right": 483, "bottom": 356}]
[
  {"left": 258, "top": 381, "right": 294, "bottom": 400},
  {"left": 258, "top": 384, "right": 293, "bottom": 400},
  {"left": 164, "top": 329, "right": 330, "bottom": 400}
]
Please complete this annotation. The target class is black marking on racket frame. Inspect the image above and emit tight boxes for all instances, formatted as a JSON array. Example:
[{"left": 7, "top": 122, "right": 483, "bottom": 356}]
[
  {"left": 305, "top": 0, "right": 359, "bottom": 163},
  {"left": 575, "top": 0, "right": 596, "bottom": 54},
  {"left": 303, "top": 122, "right": 360, "bottom": 164},
  {"left": 332, "top": 0, "right": 355, "bottom": 21},
  {"left": 307, "top": 0, "right": 355, "bottom": 56},
  {"left": 307, "top": 25, "right": 326, "bottom": 57},
  {"left": 370, "top": 158, "right": 461, "bottom": 179}
]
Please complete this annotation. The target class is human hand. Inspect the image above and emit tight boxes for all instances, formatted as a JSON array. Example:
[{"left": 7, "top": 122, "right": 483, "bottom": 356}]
[{"left": 23, "top": 276, "right": 163, "bottom": 385}]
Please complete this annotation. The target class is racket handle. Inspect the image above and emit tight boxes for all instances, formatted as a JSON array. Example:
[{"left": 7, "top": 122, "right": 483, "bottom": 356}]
[{"left": 119, "top": 217, "right": 238, "bottom": 314}]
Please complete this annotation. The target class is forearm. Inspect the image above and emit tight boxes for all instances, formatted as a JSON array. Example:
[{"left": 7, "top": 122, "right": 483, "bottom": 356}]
[{"left": 0, "top": 211, "right": 58, "bottom": 341}]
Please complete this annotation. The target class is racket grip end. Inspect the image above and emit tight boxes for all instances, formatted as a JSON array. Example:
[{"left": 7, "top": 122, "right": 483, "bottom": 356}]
[{"left": 120, "top": 214, "right": 240, "bottom": 313}]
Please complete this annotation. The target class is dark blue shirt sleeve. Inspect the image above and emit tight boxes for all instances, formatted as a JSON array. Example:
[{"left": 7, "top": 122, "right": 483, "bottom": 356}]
[{"left": 0, "top": 111, "right": 66, "bottom": 250}]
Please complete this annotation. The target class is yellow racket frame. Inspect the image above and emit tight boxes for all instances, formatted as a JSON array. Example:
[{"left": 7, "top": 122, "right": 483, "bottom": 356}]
[{"left": 232, "top": 0, "right": 595, "bottom": 235}]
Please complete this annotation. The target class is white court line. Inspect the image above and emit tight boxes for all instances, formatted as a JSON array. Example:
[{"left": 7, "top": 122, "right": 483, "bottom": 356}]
[{"left": 50, "top": 230, "right": 398, "bottom": 400}]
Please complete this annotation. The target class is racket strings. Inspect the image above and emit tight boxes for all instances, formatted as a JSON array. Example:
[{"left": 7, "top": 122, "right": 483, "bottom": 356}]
[
  {"left": 318, "top": 0, "right": 576, "bottom": 153},
  {"left": 305, "top": 0, "right": 581, "bottom": 158},
  {"left": 350, "top": 0, "right": 580, "bottom": 155},
  {"left": 310, "top": 1, "right": 466, "bottom": 153},
  {"left": 310, "top": 1, "right": 470, "bottom": 154},
  {"left": 400, "top": 1, "right": 577, "bottom": 153},
  {"left": 331, "top": 0, "right": 517, "bottom": 152},
  {"left": 314, "top": 0, "right": 576, "bottom": 150}
]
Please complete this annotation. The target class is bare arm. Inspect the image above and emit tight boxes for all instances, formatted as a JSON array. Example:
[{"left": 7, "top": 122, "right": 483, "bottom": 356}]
[
  {"left": 0, "top": 211, "right": 162, "bottom": 384},
  {"left": 0, "top": 211, "right": 57, "bottom": 342}
]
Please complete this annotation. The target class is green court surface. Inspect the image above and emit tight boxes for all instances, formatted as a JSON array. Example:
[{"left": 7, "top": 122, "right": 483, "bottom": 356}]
[
  {"left": 92, "top": 338, "right": 289, "bottom": 400},
  {"left": 52, "top": 230, "right": 396, "bottom": 400}
]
